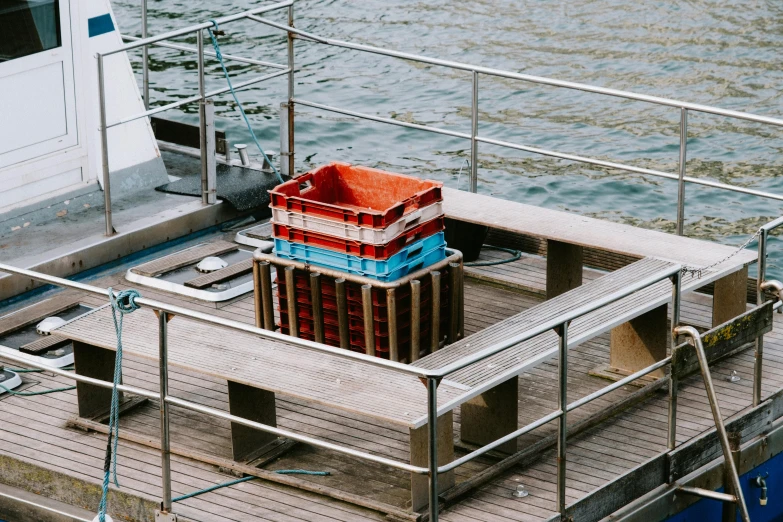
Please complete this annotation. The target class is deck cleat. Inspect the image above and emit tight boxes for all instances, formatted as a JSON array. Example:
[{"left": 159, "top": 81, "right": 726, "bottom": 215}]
[{"left": 0, "top": 365, "right": 22, "bottom": 395}]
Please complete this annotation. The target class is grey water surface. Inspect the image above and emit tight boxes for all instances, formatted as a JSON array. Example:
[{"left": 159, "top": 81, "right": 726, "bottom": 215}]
[{"left": 115, "top": 0, "right": 783, "bottom": 275}]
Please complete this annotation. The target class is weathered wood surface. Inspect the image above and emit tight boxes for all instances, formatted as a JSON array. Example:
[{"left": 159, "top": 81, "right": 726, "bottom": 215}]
[
  {"left": 443, "top": 187, "right": 757, "bottom": 269},
  {"left": 672, "top": 301, "right": 773, "bottom": 379},
  {"left": 184, "top": 258, "right": 254, "bottom": 289},
  {"left": 19, "top": 333, "right": 69, "bottom": 355},
  {"left": 131, "top": 240, "right": 238, "bottom": 277},
  {"left": 55, "top": 305, "right": 465, "bottom": 429},
  {"left": 0, "top": 291, "right": 83, "bottom": 335}
]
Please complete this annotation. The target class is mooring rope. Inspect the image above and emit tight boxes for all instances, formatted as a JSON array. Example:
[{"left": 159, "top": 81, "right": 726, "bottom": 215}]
[
  {"left": 465, "top": 245, "right": 522, "bottom": 267},
  {"left": 207, "top": 20, "right": 284, "bottom": 184},
  {"left": 97, "top": 288, "right": 141, "bottom": 522},
  {"left": 172, "top": 470, "right": 330, "bottom": 503}
]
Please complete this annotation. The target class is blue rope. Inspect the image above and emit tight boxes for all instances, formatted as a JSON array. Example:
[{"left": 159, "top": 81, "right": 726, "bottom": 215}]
[
  {"left": 97, "top": 288, "right": 141, "bottom": 522},
  {"left": 172, "top": 470, "right": 330, "bottom": 503},
  {"left": 207, "top": 20, "right": 284, "bottom": 184}
]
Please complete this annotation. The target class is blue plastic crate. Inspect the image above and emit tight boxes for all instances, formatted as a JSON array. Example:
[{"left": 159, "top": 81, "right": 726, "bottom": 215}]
[{"left": 274, "top": 233, "right": 447, "bottom": 281}]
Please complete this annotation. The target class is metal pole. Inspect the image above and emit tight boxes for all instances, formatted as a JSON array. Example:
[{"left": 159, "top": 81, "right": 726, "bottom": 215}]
[
  {"left": 669, "top": 270, "right": 682, "bottom": 450},
  {"left": 97, "top": 54, "right": 114, "bottom": 237},
  {"left": 279, "top": 103, "right": 290, "bottom": 177},
  {"left": 470, "top": 71, "right": 479, "bottom": 193},
  {"left": 676, "top": 108, "right": 688, "bottom": 235},
  {"left": 310, "top": 273, "right": 324, "bottom": 344},
  {"left": 675, "top": 326, "right": 751, "bottom": 522},
  {"left": 197, "top": 30, "right": 209, "bottom": 204},
  {"left": 284, "top": 266, "right": 299, "bottom": 337},
  {"left": 362, "top": 285, "right": 376, "bottom": 357},
  {"left": 430, "top": 271, "right": 441, "bottom": 353},
  {"left": 387, "top": 288, "right": 399, "bottom": 362},
  {"left": 335, "top": 278, "right": 349, "bottom": 349},
  {"left": 427, "top": 376, "right": 440, "bottom": 522},
  {"left": 411, "top": 280, "right": 421, "bottom": 362},
  {"left": 448, "top": 263, "right": 461, "bottom": 343},
  {"left": 158, "top": 311, "right": 173, "bottom": 514},
  {"left": 754, "top": 228, "right": 767, "bottom": 406},
  {"left": 253, "top": 260, "right": 263, "bottom": 328},
  {"left": 204, "top": 99, "right": 217, "bottom": 204},
  {"left": 141, "top": 0, "right": 149, "bottom": 111},
  {"left": 286, "top": 4, "right": 295, "bottom": 176},
  {"left": 556, "top": 321, "right": 568, "bottom": 516},
  {"left": 259, "top": 261, "right": 275, "bottom": 330}
]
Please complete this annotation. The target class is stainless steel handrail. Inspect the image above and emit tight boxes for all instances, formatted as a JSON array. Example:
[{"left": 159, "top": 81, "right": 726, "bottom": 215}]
[
  {"left": 754, "top": 217, "right": 783, "bottom": 405},
  {"left": 249, "top": 12, "right": 783, "bottom": 232}
]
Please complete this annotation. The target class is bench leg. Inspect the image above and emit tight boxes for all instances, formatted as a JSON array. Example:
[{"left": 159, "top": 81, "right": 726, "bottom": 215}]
[
  {"left": 712, "top": 266, "right": 748, "bottom": 327},
  {"left": 607, "top": 304, "right": 668, "bottom": 381},
  {"left": 227, "top": 380, "right": 278, "bottom": 462},
  {"left": 73, "top": 341, "right": 120, "bottom": 419},
  {"left": 410, "top": 411, "right": 455, "bottom": 512},
  {"left": 460, "top": 376, "right": 518, "bottom": 454},
  {"left": 546, "top": 240, "right": 583, "bottom": 299}
]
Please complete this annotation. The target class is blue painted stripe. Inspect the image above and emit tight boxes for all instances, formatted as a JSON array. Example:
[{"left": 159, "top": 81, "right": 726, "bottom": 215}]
[{"left": 88, "top": 14, "right": 115, "bottom": 38}]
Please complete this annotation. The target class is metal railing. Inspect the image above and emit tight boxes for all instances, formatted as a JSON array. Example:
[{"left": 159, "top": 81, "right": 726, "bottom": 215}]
[
  {"left": 0, "top": 255, "right": 751, "bottom": 522},
  {"left": 99, "top": 1, "right": 783, "bottom": 241},
  {"left": 96, "top": 1, "right": 294, "bottom": 236}
]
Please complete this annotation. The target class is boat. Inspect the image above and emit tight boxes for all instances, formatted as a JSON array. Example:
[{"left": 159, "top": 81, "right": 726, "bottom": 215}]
[{"left": 0, "top": 1, "right": 782, "bottom": 522}]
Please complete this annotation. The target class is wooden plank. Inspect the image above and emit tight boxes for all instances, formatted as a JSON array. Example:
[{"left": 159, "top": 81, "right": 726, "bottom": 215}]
[
  {"left": 19, "top": 334, "right": 70, "bottom": 355},
  {"left": 551, "top": 455, "right": 668, "bottom": 522},
  {"left": 443, "top": 187, "right": 756, "bottom": 269},
  {"left": 184, "top": 258, "right": 254, "bottom": 289},
  {"left": 131, "top": 240, "right": 238, "bottom": 277},
  {"left": 672, "top": 301, "right": 773, "bottom": 379},
  {"left": 0, "top": 292, "right": 82, "bottom": 335},
  {"left": 668, "top": 389, "right": 781, "bottom": 481}
]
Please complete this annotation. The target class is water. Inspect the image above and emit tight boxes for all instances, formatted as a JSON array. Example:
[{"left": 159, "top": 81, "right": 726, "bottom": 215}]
[{"left": 115, "top": 0, "right": 783, "bottom": 275}]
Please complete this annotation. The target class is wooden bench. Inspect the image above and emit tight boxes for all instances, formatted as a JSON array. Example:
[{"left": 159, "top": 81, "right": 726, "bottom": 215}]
[
  {"left": 412, "top": 255, "right": 745, "bottom": 454},
  {"left": 443, "top": 187, "right": 757, "bottom": 379},
  {"left": 53, "top": 255, "right": 717, "bottom": 511}
]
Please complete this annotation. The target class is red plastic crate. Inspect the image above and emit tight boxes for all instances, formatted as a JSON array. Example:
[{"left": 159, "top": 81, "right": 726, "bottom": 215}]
[
  {"left": 272, "top": 216, "right": 445, "bottom": 259},
  {"left": 269, "top": 162, "right": 443, "bottom": 228}
]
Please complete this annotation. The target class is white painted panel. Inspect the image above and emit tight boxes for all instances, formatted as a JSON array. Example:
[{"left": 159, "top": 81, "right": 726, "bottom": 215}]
[
  {"left": 0, "top": 62, "right": 67, "bottom": 155},
  {"left": 0, "top": 167, "right": 82, "bottom": 207}
]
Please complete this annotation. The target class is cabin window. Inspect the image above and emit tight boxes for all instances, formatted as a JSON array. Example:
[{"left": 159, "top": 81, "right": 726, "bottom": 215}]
[{"left": 0, "top": 0, "right": 61, "bottom": 62}]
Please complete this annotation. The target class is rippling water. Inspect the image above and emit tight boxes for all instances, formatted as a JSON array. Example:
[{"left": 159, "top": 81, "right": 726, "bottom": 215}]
[{"left": 115, "top": 0, "right": 783, "bottom": 274}]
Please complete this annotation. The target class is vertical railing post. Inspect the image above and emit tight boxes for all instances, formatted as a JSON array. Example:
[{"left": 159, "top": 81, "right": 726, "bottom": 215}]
[
  {"left": 427, "top": 376, "right": 440, "bottom": 522},
  {"left": 556, "top": 321, "right": 568, "bottom": 517},
  {"left": 469, "top": 70, "right": 479, "bottom": 193},
  {"left": 197, "top": 30, "right": 210, "bottom": 205},
  {"left": 141, "top": 0, "right": 149, "bottom": 110},
  {"left": 676, "top": 108, "right": 688, "bottom": 236},
  {"left": 754, "top": 227, "right": 767, "bottom": 406},
  {"left": 279, "top": 103, "right": 290, "bottom": 177},
  {"left": 203, "top": 99, "right": 217, "bottom": 204},
  {"left": 97, "top": 53, "right": 114, "bottom": 237},
  {"left": 158, "top": 311, "right": 173, "bottom": 515},
  {"left": 668, "top": 270, "right": 682, "bottom": 449},
  {"left": 286, "top": 4, "right": 295, "bottom": 177}
]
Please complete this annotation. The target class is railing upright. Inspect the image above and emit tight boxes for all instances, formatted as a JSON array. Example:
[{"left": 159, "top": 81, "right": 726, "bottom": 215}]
[
  {"left": 97, "top": 53, "right": 114, "bottom": 237},
  {"left": 470, "top": 71, "right": 479, "bottom": 193},
  {"left": 141, "top": 0, "right": 149, "bottom": 111},
  {"left": 427, "top": 376, "right": 440, "bottom": 522},
  {"left": 286, "top": 3, "right": 296, "bottom": 176},
  {"left": 676, "top": 108, "right": 688, "bottom": 235},
  {"left": 158, "top": 310, "right": 174, "bottom": 517},
  {"left": 668, "top": 270, "right": 682, "bottom": 449},
  {"left": 556, "top": 321, "right": 568, "bottom": 516}
]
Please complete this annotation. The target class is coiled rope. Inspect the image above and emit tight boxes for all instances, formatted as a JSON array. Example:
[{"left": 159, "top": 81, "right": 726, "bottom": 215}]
[
  {"left": 172, "top": 470, "right": 330, "bottom": 503},
  {"left": 207, "top": 20, "right": 284, "bottom": 184},
  {"left": 464, "top": 245, "right": 522, "bottom": 267},
  {"left": 97, "top": 288, "right": 141, "bottom": 522}
]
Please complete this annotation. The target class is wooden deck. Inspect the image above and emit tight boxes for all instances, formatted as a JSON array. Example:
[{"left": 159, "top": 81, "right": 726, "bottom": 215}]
[{"left": 0, "top": 244, "right": 778, "bottom": 522}]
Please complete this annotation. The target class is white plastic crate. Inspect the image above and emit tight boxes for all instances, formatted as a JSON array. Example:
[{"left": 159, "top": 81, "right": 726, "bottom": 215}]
[{"left": 270, "top": 201, "right": 444, "bottom": 245}]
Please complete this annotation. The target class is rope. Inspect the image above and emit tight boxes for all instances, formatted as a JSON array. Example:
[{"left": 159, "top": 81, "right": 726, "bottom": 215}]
[
  {"left": 207, "top": 20, "right": 284, "bottom": 184},
  {"left": 465, "top": 245, "right": 522, "bottom": 267},
  {"left": 172, "top": 470, "right": 330, "bottom": 503},
  {"left": 0, "top": 383, "right": 75, "bottom": 395},
  {"left": 97, "top": 288, "right": 141, "bottom": 522}
]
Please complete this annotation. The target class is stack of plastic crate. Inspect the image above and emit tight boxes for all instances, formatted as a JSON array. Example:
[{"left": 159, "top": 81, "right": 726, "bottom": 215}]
[{"left": 269, "top": 162, "right": 449, "bottom": 360}]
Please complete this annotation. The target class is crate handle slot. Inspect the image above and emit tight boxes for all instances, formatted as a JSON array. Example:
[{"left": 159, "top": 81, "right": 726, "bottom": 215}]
[
  {"left": 299, "top": 179, "right": 313, "bottom": 192},
  {"left": 407, "top": 244, "right": 424, "bottom": 259},
  {"left": 405, "top": 232, "right": 422, "bottom": 244}
]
